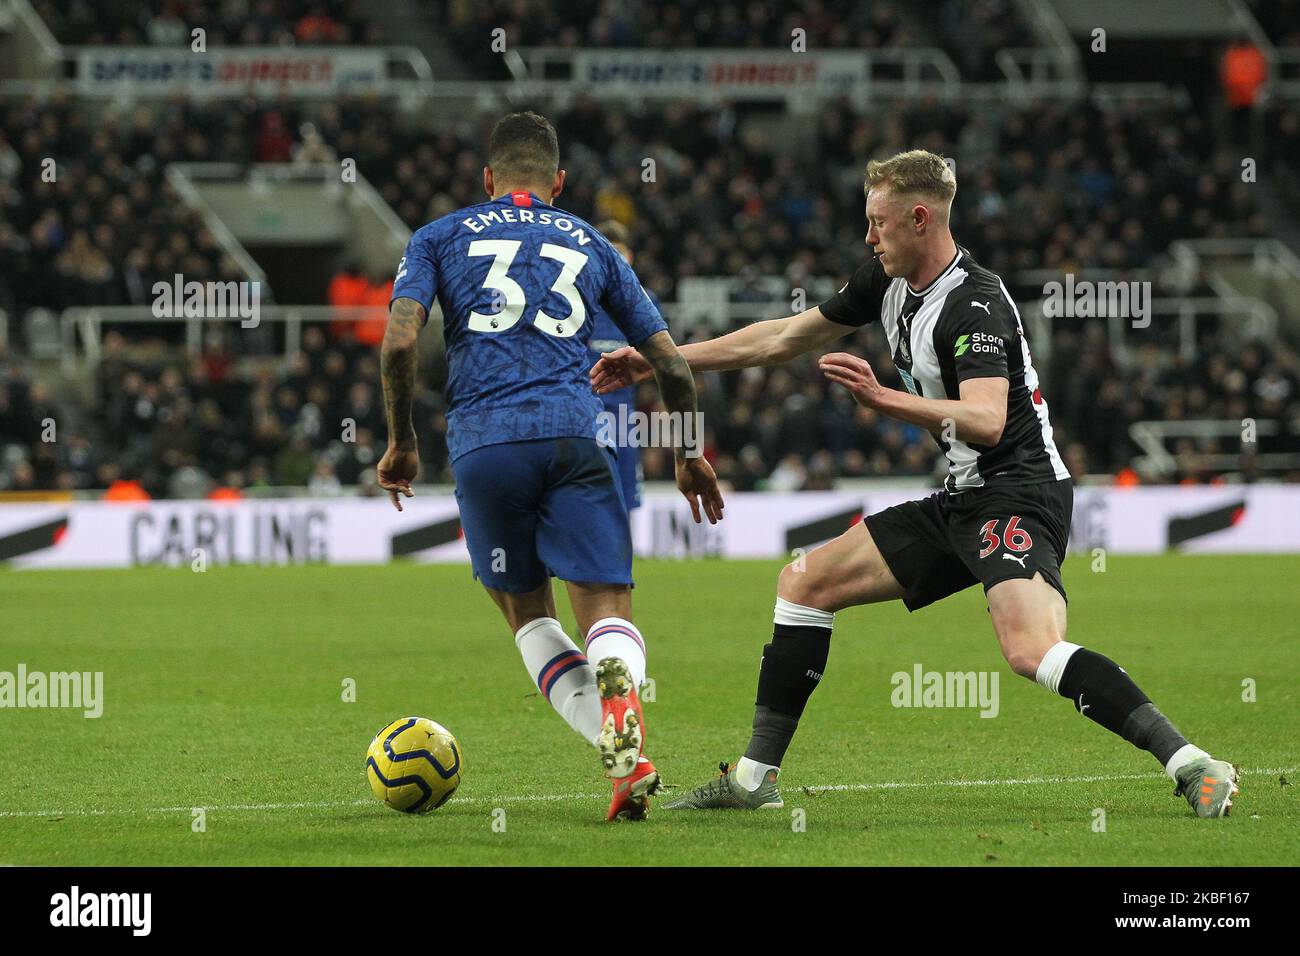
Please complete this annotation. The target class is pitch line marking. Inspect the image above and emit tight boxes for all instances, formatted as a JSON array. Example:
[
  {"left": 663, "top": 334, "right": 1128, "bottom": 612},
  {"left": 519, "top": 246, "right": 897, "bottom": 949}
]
[{"left": 0, "top": 767, "right": 1292, "bottom": 820}]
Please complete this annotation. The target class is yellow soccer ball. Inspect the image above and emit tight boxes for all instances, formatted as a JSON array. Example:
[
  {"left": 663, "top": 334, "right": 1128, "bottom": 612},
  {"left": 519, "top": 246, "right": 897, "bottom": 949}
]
[{"left": 366, "top": 717, "right": 463, "bottom": 813}]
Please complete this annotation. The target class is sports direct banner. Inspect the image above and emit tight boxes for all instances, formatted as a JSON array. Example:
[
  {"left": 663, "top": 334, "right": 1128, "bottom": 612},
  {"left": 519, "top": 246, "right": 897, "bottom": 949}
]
[
  {"left": 570, "top": 51, "right": 867, "bottom": 96},
  {"left": 76, "top": 47, "right": 387, "bottom": 94},
  {"left": 0, "top": 486, "right": 1297, "bottom": 570}
]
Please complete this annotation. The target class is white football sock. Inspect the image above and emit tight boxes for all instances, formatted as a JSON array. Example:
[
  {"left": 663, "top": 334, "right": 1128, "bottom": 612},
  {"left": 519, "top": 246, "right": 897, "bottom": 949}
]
[
  {"left": 1164, "top": 743, "right": 1212, "bottom": 781},
  {"left": 735, "top": 756, "right": 779, "bottom": 792},
  {"left": 585, "top": 617, "right": 647, "bottom": 690},
  {"left": 515, "top": 617, "right": 602, "bottom": 744},
  {"left": 774, "top": 596, "right": 835, "bottom": 628},
  {"left": 1034, "top": 641, "right": 1082, "bottom": 693}
]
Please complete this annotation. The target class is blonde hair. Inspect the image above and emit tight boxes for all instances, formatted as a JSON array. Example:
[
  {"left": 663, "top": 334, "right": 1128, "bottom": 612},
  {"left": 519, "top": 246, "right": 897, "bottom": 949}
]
[{"left": 865, "top": 149, "right": 956, "bottom": 207}]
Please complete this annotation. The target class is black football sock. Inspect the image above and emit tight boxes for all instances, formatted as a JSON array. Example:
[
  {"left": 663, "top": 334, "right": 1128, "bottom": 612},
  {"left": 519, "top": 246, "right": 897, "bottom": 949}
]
[
  {"left": 741, "top": 598, "right": 833, "bottom": 768},
  {"left": 1038, "top": 643, "right": 1190, "bottom": 767},
  {"left": 745, "top": 705, "right": 801, "bottom": 767}
]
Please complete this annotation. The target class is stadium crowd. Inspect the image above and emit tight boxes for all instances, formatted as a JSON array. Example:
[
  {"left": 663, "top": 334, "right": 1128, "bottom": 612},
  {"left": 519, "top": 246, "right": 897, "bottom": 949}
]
[
  {"left": 0, "top": 91, "right": 1259, "bottom": 326},
  {"left": 31, "top": 0, "right": 383, "bottom": 46},
  {"left": 440, "top": 0, "right": 1029, "bottom": 84},
  {"left": 0, "top": 94, "right": 255, "bottom": 323},
  {"left": 0, "top": 10, "right": 1296, "bottom": 494},
  {"left": 3, "top": 301, "right": 1298, "bottom": 497},
  {"left": 0, "top": 82, "right": 1270, "bottom": 315}
]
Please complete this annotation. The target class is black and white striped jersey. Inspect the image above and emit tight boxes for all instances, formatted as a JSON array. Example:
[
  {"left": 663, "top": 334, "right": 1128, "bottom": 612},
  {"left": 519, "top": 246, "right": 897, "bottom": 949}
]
[{"left": 819, "top": 245, "right": 1069, "bottom": 492}]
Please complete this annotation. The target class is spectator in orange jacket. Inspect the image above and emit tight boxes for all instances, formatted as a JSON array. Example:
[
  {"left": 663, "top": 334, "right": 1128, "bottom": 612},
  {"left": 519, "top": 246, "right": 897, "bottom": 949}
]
[
  {"left": 1221, "top": 41, "right": 1267, "bottom": 143},
  {"left": 328, "top": 261, "right": 370, "bottom": 341},
  {"left": 104, "top": 478, "right": 150, "bottom": 500},
  {"left": 353, "top": 272, "right": 394, "bottom": 347}
]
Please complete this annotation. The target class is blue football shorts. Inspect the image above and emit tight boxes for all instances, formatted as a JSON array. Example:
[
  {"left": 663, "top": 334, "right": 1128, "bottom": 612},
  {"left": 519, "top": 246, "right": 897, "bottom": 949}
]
[{"left": 452, "top": 437, "right": 634, "bottom": 593}]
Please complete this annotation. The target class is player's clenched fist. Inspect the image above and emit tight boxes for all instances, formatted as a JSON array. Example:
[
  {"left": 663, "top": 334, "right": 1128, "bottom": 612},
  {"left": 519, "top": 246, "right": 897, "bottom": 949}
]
[
  {"left": 377, "top": 446, "right": 419, "bottom": 512},
  {"left": 676, "top": 456, "right": 725, "bottom": 525},
  {"left": 819, "top": 352, "right": 886, "bottom": 408},
  {"left": 590, "top": 346, "right": 654, "bottom": 394}
]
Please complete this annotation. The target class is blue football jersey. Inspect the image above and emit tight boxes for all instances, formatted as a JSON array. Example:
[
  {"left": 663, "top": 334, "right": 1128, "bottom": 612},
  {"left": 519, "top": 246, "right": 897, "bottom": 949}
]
[
  {"left": 391, "top": 191, "right": 666, "bottom": 461},
  {"left": 586, "top": 287, "right": 662, "bottom": 414},
  {"left": 586, "top": 286, "right": 659, "bottom": 512}
]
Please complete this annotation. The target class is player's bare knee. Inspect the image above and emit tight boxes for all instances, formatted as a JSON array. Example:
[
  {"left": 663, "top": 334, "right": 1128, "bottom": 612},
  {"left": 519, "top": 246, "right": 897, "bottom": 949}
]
[
  {"left": 777, "top": 560, "right": 828, "bottom": 610},
  {"left": 776, "top": 560, "right": 805, "bottom": 602},
  {"left": 1002, "top": 643, "right": 1043, "bottom": 679},
  {"left": 997, "top": 621, "right": 1061, "bottom": 678}
]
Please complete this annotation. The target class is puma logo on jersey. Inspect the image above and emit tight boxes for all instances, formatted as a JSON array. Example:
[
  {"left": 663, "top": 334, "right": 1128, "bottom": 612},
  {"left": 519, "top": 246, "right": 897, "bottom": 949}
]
[
  {"left": 1001, "top": 553, "right": 1027, "bottom": 568},
  {"left": 971, "top": 300, "right": 991, "bottom": 314}
]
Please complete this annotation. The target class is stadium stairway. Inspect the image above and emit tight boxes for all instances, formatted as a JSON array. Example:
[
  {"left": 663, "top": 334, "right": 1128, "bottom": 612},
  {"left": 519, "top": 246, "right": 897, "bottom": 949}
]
[
  {"left": 1193, "top": 156, "right": 1300, "bottom": 343},
  {"left": 1176, "top": 233, "right": 1300, "bottom": 346},
  {"left": 369, "top": 0, "right": 474, "bottom": 81}
]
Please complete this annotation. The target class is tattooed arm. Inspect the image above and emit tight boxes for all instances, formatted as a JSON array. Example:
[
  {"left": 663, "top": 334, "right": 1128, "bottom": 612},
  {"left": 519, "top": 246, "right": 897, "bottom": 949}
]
[
  {"left": 636, "top": 330, "right": 698, "bottom": 447},
  {"left": 377, "top": 296, "right": 425, "bottom": 511},
  {"left": 635, "top": 330, "right": 725, "bottom": 524}
]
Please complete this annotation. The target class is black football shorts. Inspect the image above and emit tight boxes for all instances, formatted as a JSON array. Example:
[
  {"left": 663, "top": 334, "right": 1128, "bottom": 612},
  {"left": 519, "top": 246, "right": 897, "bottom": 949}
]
[{"left": 864, "top": 478, "right": 1073, "bottom": 612}]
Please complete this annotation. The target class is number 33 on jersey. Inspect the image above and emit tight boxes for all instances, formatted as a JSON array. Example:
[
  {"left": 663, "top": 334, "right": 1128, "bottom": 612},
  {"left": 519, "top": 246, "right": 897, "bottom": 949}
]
[{"left": 388, "top": 190, "right": 665, "bottom": 463}]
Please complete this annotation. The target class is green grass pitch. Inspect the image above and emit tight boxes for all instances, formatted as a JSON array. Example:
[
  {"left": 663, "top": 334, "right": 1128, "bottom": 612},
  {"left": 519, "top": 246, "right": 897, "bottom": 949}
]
[{"left": 0, "top": 555, "right": 1296, "bottom": 866}]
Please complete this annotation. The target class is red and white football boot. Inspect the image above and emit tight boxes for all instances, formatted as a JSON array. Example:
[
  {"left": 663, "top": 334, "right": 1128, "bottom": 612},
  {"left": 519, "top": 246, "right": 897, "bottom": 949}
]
[
  {"left": 595, "top": 657, "right": 660, "bottom": 820},
  {"left": 607, "top": 756, "right": 661, "bottom": 822}
]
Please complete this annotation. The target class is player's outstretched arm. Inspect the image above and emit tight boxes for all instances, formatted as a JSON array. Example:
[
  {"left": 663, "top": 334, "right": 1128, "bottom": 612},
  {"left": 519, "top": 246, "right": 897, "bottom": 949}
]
[
  {"left": 819, "top": 352, "right": 1008, "bottom": 446},
  {"left": 377, "top": 296, "right": 425, "bottom": 512},
  {"left": 635, "top": 330, "right": 725, "bottom": 525},
  {"left": 590, "top": 306, "right": 850, "bottom": 394}
]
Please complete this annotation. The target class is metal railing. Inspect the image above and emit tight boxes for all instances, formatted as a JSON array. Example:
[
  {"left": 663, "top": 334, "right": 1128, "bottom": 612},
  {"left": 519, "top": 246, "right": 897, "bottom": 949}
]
[
  {"left": 47, "top": 292, "right": 1281, "bottom": 375},
  {"left": 33, "top": 234, "right": 1300, "bottom": 371},
  {"left": 1113, "top": 297, "right": 1275, "bottom": 364},
  {"left": 1229, "top": 0, "right": 1276, "bottom": 58},
  {"left": 994, "top": 47, "right": 1084, "bottom": 94},
  {"left": 1012, "top": 0, "right": 1083, "bottom": 73},
  {"left": 32, "top": 264, "right": 1288, "bottom": 380},
  {"left": 1273, "top": 48, "right": 1300, "bottom": 98},
  {"left": 1011, "top": 292, "right": 1277, "bottom": 366},
  {"left": 1168, "top": 238, "right": 1300, "bottom": 284},
  {"left": 55, "top": 305, "right": 442, "bottom": 374},
  {"left": 168, "top": 160, "right": 413, "bottom": 249},
  {"left": 164, "top": 164, "right": 269, "bottom": 292},
  {"left": 53, "top": 300, "right": 824, "bottom": 372},
  {"left": 1130, "top": 418, "right": 1299, "bottom": 479},
  {"left": 7, "top": 0, "right": 61, "bottom": 66}
]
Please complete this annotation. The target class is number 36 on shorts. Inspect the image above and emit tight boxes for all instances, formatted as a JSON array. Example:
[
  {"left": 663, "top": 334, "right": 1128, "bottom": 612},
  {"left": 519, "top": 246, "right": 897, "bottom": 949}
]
[{"left": 978, "top": 516, "right": 1034, "bottom": 559}]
